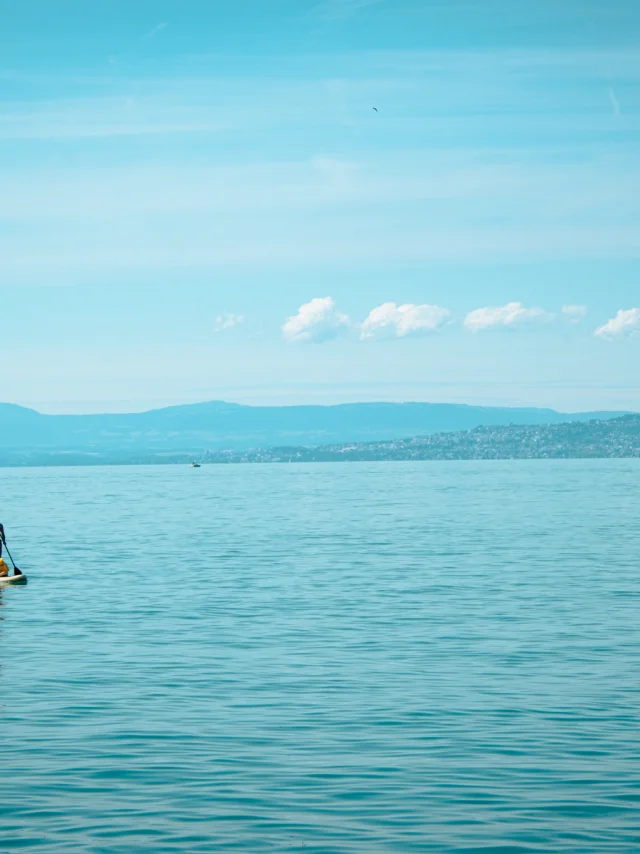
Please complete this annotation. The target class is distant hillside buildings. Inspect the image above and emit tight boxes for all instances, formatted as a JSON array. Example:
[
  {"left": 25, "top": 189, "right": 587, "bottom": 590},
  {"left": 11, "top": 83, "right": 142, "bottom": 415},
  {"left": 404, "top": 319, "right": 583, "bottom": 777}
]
[{"left": 203, "top": 415, "right": 640, "bottom": 464}]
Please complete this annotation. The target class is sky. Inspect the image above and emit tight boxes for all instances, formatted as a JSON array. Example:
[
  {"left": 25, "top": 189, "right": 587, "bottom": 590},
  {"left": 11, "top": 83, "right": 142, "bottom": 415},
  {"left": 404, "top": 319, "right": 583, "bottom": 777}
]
[{"left": 1, "top": 0, "right": 639, "bottom": 414}]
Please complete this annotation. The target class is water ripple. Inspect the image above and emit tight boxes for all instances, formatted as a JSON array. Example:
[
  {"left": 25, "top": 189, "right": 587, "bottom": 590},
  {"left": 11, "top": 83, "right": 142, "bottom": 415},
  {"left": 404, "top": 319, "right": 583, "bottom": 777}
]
[{"left": 1, "top": 460, "right": 639, "bottom": 852}]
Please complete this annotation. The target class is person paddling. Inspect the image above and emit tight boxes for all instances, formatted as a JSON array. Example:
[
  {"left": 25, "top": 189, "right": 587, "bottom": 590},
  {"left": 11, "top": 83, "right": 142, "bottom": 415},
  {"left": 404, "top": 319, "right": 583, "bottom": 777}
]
[{"left": 0, "top": 523, "right": 9, "bottom": 577}]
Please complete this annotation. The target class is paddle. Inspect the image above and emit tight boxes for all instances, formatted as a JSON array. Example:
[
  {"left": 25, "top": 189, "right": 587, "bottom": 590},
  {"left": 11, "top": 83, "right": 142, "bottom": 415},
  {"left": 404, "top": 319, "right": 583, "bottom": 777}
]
[{"left": 2, "top": 536, "right": 22, "bottom": 576}]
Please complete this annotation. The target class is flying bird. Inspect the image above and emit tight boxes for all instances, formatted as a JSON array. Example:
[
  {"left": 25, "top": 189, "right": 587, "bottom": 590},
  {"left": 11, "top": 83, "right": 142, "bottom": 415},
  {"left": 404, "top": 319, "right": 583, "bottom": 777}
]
[{"left": 372, "top": 107, "right": 378, "bottom": 111}]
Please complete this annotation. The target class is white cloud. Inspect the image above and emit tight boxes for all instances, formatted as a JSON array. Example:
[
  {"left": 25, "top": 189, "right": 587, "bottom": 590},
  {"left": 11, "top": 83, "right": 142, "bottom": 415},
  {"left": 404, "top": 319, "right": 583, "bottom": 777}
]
[
  {"left": 464, "top": 301, "right": 552, "bottom": 332},
  {"left": 214, "top": 312, "right": 244, "bottom": 332},
  {"left": 562, "top": 304, "right": 587, "bottom": 322},
  {"left": 282, "top": 297, "right": 350, "bottom": 343},
  {"left": 595, "top": 308, "right": 640, "bottom": 339},
  {"left": 360, "top": 302, "right": 451, "bottom": 340}
]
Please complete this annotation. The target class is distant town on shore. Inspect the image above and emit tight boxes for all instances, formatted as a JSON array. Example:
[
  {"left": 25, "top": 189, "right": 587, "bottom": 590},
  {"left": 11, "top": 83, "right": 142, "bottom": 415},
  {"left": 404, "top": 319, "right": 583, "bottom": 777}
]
[{"left": 203, "top": 415, "right": 640, "bottom": 464}]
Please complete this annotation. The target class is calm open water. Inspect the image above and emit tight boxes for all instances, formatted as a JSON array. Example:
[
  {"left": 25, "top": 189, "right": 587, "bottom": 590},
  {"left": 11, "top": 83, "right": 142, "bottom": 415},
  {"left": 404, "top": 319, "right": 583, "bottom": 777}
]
[{"left": 1, "top": 461, "right": 639, "bottom": 853}]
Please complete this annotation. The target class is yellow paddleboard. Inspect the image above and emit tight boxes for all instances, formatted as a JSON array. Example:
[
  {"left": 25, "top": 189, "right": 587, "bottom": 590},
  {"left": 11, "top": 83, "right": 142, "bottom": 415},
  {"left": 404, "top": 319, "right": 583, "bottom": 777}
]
[{"left": 0, "top": 574, "right": 27, "bottom": 585}]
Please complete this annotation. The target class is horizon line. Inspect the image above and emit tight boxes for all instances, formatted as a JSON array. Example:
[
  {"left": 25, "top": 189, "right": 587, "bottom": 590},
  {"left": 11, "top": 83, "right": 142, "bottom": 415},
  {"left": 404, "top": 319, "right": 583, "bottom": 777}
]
[{"left": 1, "top": 398, "right": 635, "bottom": 418}]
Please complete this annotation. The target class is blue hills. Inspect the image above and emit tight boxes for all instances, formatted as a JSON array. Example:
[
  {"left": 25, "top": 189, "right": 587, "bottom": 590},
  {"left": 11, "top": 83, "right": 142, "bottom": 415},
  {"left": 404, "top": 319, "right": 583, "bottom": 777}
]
[{"left": 0, "top": 400, "right": 632, "bottom": 465}]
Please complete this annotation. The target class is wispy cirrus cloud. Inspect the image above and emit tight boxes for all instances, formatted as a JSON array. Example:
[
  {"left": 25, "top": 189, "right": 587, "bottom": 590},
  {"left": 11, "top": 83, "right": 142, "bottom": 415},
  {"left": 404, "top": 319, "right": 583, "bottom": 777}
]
[
  {"left": 282, "top": 297, "right": 350, "bottom": 343},
  {"left": 0, "top": 96, "right": 227, "bottom": 140},
  {"left": 464, "top": 302, "right": 552, "bottom": 332},
  {"left": 143, "top": 22, "right": 168, "bottom": 41},
  {"left": 2, "top": 48, "right": 640, "bottom": 280},
  {"left": 214, "top": 312, "right": 244, "bottom": 332},
  {"left": 607, "top": 86, "right": 621, "bottom": 118},
  {"left": 360, "top": 302, "right": 451, "bottom": 340},
  {"left": 595, "top": 308, "right": 640, "bottom": 338},
  {"left": 562, "top": 304, "right": 587, "bottom": 323}
]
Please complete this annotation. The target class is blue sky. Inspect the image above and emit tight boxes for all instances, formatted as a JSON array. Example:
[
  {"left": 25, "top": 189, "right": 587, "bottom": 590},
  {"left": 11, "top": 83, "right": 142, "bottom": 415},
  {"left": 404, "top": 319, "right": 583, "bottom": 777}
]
[{"left": 1, "top": 0, "right": 639, "bottom": 413}]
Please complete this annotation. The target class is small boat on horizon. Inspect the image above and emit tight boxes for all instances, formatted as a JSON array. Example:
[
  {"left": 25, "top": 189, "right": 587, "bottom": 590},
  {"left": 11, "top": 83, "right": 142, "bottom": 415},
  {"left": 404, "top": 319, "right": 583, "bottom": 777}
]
[{"left": 191, "top": 461, "right": 202, "bottom": 468}]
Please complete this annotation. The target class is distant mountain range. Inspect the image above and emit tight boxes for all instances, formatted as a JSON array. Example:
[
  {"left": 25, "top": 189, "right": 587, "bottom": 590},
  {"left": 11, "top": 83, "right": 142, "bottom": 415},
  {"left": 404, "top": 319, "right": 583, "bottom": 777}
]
[
  {"left": 0, "top": 400, "right": 633, "bottom": 466},
  {"left": 204, "top": 414, "right": 640, "bottom": 463}
]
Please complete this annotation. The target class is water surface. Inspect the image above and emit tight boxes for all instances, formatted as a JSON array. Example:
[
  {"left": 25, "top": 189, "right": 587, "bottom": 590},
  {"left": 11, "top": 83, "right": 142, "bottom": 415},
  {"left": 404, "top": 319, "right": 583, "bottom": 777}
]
[{"left": 1, "top": 461, "right": 639, "bottom": 852}]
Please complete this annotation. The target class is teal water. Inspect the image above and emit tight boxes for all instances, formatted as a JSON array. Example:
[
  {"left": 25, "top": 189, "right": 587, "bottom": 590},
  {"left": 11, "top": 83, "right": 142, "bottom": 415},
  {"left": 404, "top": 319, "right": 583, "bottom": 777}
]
[{"left": 1, "top": 461, "right": 639, "bottom": 853}]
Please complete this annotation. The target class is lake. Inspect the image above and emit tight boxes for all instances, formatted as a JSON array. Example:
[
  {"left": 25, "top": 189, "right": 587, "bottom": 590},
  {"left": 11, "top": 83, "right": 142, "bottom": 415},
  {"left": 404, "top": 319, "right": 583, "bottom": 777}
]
[{"left": 1, "top": 461, "right": 639, "bottom": 852}]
